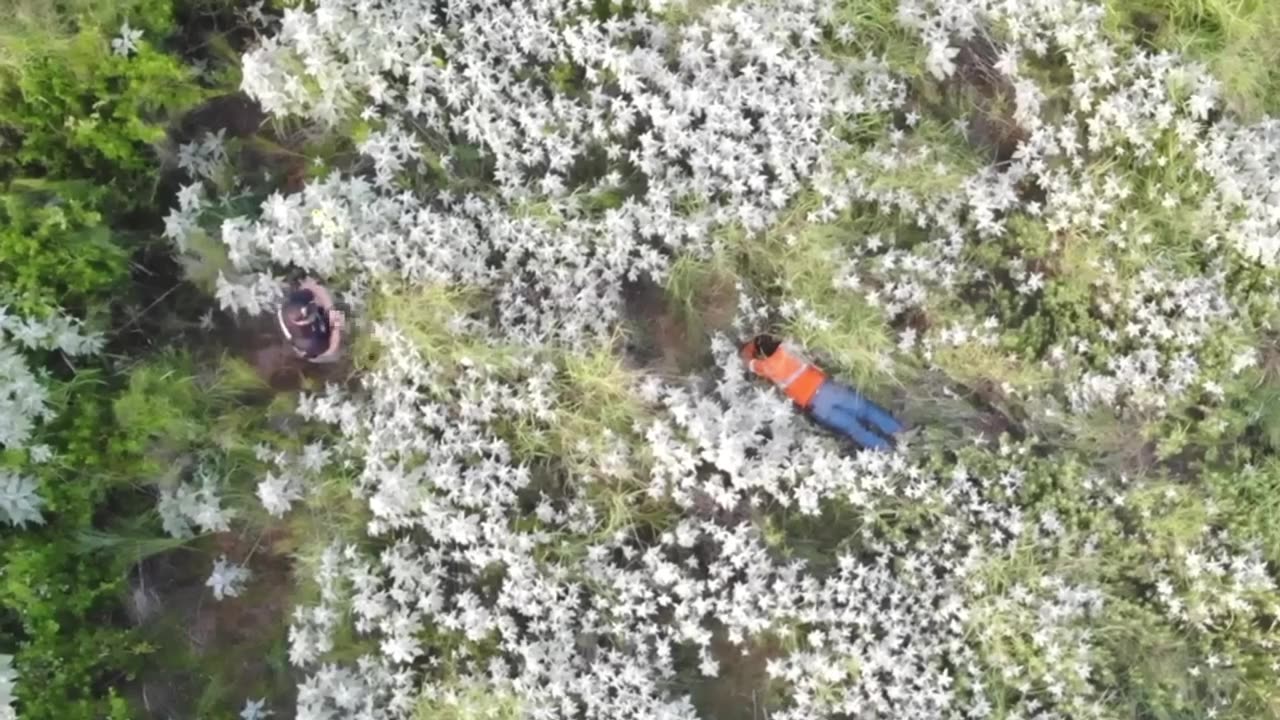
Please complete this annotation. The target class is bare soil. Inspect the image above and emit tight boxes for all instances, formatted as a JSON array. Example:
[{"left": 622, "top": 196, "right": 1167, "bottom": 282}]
[
  {"left": 621, "top": 273, "right": 738, "bottom": 377},
  {"left": 947, "top": 35, "right": 1028, "bottom": 165},
  {"left": 689, "top": 632, "right": 785, "bottom": 720},
  {"left": 126, "top": 528, "right": 298, "bottom": 719}
]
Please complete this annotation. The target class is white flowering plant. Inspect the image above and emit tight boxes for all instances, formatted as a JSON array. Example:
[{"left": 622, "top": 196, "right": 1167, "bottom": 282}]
[
  {"left": 157, "top": 0, "right": 1280, "bottom": 712},
  {"left": 0, "top": 655, "right": 15, "bottom": 720},
  {"left": 63, "top": 0, "right": 1280, "bottom": 718}
]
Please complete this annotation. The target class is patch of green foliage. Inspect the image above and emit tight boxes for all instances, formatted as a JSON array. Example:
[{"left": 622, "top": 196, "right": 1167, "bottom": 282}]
[
  {"left": 0, "top": 26, "right": 205, "bottom": 206},
  {"left": 0, "top": 0, "right": 174, "bottom": 69},
  {"left": 1, "top": 347, "right": 304, "bottom": 719},
  {"left": 1, "top": 372, "right": 156, "bottom": 720},
  {"left": 1105, "top": 0, "right": 1280, "bottom": 118},
  {"left": 0, "top": 2, "right": 292, "bottom": 718},
  {"left": 827, "top": 0, "right": 925, "bottom": 74},
  {"left": 414, "top": 682, "right": 523, "bottom": 720},
  {"left": 0, "top": 181, "right": 127, "bottom": 318}
]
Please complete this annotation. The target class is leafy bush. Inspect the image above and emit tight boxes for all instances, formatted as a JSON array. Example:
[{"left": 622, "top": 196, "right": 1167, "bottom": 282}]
[
  {"left": 0, "top": 27, "right": 203, "bottom": 206},
  {"left": 1, "top": 376, "right": 153, "bottom": 720},
  {"left": 2, "top": 348, "right": 299, "bottom": 719},
  {"left": 0, "top": 4, "right": 245, "bottom": 719},
  {"left": 0, "top": 182, "right": 127, "bottom": 318}
]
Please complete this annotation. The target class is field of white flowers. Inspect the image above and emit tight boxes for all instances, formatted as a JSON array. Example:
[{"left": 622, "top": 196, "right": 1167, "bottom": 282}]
[{"left": 9, "top": 0, "right": 1280, "bottom": 718}]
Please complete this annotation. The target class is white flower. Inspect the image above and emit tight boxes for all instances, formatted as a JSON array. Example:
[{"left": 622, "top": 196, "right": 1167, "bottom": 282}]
[
  {"left": 0, "top": 471, "right": 44, "bottom": 528},
  {"left": 257, "top": 471, "right": 302, "bottom": 517},
  {"left": 112, "top": 21, "right": 143, "bottom": 57},
  {"left": 28, "top": 444, "right": 53, "bottom": 463},
  {"left": 926, "top": 39, "right": 960, "bottom": 81},
  {"left": 167, "top": 1, "right": 1280, "bottom": 717},
  {"left": 0, "top": 654, "right": 16, "bottom": 720},
  {"left": 177, "top": 130, "right": 229, "bottom": 181},
  {"left": 1, "top": 307, "right": 103, "bottom": 451},
  {"left": 207, "top": 555, "right": 251, "bottom": 601},
  {"left": 157, "top": 487, "right": 194, "bottom": 539},
  {"left": 1230, "top": 347, "right": 1258, "bottom": 375},
  {"left": 241, "top": 697, "right": 273, "bottom": 720}
]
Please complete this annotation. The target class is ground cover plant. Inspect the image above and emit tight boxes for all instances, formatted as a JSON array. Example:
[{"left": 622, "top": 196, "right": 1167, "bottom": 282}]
[{"left": 9, "top": 0, "right": 1280, "bottom": 719}]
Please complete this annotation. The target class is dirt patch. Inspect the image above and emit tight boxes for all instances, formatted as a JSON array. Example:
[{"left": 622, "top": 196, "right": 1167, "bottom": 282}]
[
  {"left": 126, "top": 528, "right": 298, "bottom": 719},
  {"left": 688, "top": 631, "right": 785, "bottom": 720},
  {"left": 946, "top": 35, "right": 1028, "bottom": 165},
  {"left": 621, "top": 272, "right": 738, "bottom": 376},
  {"left": 172, "top": 92, "right": 266, "bottom": 145}
]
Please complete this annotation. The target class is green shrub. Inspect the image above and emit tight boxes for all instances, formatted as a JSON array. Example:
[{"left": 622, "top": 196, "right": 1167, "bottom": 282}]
[
  {"left": 1, "top": 379, "right": 154, "bottom": 720},
  {"left": 0, "top": 181, "right": 127, "bottom": 318},
  {"left": 0, "top": 28, "right": 204, "bottom": 205},
  {"left": 1105, "top": 0, "right": 1280, "bottom": 117},
  {"left": 2, "top": 348, "right": 301, "bottom": 719},
  {"left": 0, "top": 5, "right": 279, "bottom": 719}
]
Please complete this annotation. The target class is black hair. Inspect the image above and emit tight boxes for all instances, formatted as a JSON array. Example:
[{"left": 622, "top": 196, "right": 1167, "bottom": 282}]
[
  {"left": 754, "top": 334, "right": 780, "bottom": 358},
  {"left": 282, "top": 289, "right": 320, "bottom": 322},
  {"left": 281, "top": 300, "right": 319, "bottom": 327}
]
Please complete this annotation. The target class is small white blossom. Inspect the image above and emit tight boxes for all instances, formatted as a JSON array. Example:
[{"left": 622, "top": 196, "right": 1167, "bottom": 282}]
[
  {"left": 0, "top": 654, "right": 16, "bottom": 720},
  {"left": 926, "top": 38, "right": 960, "bottom": 80},
  {"left": 257, "top": 471, "right": 302, "bottom": 518},
  {"left": 0, "top": 471, "right": 44, "bottom": 528},
  {"left": 207, "top": 555, "right": 251, "bottom": 601},
  {"left": 111, "top": 21, "right": 143, "bottom": 57},
  {"left": 241, "top": 697, "right": 273, "bottom": 720}
]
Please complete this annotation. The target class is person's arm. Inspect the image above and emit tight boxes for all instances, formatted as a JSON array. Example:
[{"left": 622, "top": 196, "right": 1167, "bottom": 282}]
[{"left": 309, "top": 309, "right": 344, "bottom": 363}]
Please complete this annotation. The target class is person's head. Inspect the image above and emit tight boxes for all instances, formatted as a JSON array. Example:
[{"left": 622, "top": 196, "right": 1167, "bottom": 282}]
[
  {"left": 281, "top": 299, "right": 320, "bottom": 326},
  {"left": 278, "top": 298, "right": 321, "bottom": 345},
  {"left": 752, "top": 334, "right": 780, "bottom": 358}
]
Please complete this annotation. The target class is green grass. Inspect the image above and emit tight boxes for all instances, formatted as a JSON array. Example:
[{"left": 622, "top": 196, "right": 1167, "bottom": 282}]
[
  {"left": 1105, "top": 0, "right": 1280, "bottom": 118},
  {"left": 414, "top": 682, "right": 522, "bottom": 720},
  {"left": 665, "top": 253, "right": 740, "bottom": 354},
  {"left": 716, "top": 201, "right": 900, "bottom": 391},
  {"left": 0, "top": 0, "right": 165, "bottom": 70},
  {"left": 359, "top": 284, "right": 517, "bottom": 371},
  {"left": 827, "top": 0, "right": 925, "bottom": 75}
]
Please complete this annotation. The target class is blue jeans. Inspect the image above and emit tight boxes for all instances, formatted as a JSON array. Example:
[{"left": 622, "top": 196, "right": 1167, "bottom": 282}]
[{"left": 809, "top": 381, "right": 903, "bottom": 450}]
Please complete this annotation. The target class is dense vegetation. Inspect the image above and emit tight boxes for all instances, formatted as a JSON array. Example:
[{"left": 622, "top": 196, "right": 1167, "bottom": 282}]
[
  {"left": 0, "top": 2, "right": 289, "bottom": 718},
  {"left": 6, "top": 1, "right": 1280, "bottom": 719}
]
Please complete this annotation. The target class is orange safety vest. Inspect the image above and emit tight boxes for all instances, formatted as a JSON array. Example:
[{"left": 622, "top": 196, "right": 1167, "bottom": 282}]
[{"left": 742, "top": 340, "right": 827, "bottom": 409}]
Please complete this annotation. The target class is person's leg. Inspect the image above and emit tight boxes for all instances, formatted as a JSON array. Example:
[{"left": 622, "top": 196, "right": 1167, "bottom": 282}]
[
  {"left": 810, "top": 382, "right": 892, "bottom": 450},
  {"left": 821, "top": 381, "right": 902, "bottom": 436},
  {"left": 839, "top": 409, "right": 892, "bottom": 450},
  {"left": 852, "top": 391, "right": 904, "bottom": 437}
]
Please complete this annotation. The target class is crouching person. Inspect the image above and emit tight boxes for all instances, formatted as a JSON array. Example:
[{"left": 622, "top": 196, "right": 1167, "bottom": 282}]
[{"left": 277, "top": 278, "right": 345, "bottom": 364}]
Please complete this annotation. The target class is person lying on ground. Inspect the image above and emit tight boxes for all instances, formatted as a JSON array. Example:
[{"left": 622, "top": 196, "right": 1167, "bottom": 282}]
[
  {"left": 741, "top": 334, "right": 904, "bottom": 450},
  {"left": 277, "top": 278, "right": 345, "bottom": 364}
]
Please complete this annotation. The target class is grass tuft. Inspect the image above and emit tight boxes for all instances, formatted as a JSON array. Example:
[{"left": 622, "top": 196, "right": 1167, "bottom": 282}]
[{"left": 1106, "top": 0, "right": 1280, "bottom": 117}]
